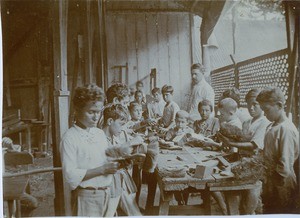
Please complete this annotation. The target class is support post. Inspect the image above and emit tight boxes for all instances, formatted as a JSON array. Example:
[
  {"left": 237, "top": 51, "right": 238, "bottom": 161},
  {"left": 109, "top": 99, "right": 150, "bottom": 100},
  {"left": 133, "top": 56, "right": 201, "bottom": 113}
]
[
  {"left": 51, "top": 0, "right": 70, "bottom": 215},
  {"left": 98, "top": 0, "right": 108, "bottom": 90}
]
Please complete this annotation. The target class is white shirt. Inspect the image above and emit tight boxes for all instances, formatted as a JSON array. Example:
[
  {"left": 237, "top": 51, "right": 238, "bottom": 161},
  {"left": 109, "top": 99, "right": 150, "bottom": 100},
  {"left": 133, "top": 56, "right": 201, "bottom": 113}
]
[
  {"left": 189, "top": 79, "right": 215, "bottom": 121},
  {"left": 147, "top": 99, "right": 166, "bottom": 119},
  {"left": 161, "top": 101, "right": 180, "bottom": 128},
  {"left": 60, "top": 125, "right": 112, "bottom": 190},
  {"left": 242, "top": 116, "right": 271, "bottom": 150}
]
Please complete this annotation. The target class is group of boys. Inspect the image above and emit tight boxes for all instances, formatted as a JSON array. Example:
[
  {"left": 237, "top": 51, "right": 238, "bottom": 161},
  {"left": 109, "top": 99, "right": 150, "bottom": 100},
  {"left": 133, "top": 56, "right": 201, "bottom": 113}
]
[{"left": 61, "top": 65, "right": 299, "bottom": 216}]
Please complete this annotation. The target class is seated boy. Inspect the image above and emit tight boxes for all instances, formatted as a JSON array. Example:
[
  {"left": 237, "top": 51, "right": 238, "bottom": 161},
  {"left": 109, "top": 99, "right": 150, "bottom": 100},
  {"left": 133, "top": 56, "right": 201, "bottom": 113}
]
[
  {"left": 164, "top": 110, "right": 194, "bottom": 142},
  {"left": 102, "top": 104, "right": 144, "bottom": 216},
  {"left": 98, "top": 83, "right": 131, "bottom": 128},
  {"left": 256, "top": 87, "right": 299, "bottom": 214},
  {"left": 218, "top": 89, "right": 271, "bottom": 214},
  {"left": 133, "top": 90, "right": 148, "bottom": 119},
  {"left": 217, "top": 97, "right": 243, "bottom": 153},
  {"left": 126, "top": 102, "right": 157, "bottom": 204},
  {"left": 126, "top": 102, "right": 156, "bottom": 134},
  {"left": 191, "top": 101, "right": 227, "bottom": 215},
  {"left": 218, "top": 97, "right": 242, "bottom": 129},
  {"left": 163, "top": 110, "right": 193, "bottom": 205},
  {"left": 158, "top": 85, "right": 180, "bottom": 133},
  {"left": 106, "top": 83, "right": 130, "bottom": 108},
  {"left": 193, "top": 99, "right": 220, "bottom": 137},
  {"left": 221, "top": 88, "right": 251, "bottom": 123},
  {"left": 147, "top": 87, "right": 166, "bottom": 119}
]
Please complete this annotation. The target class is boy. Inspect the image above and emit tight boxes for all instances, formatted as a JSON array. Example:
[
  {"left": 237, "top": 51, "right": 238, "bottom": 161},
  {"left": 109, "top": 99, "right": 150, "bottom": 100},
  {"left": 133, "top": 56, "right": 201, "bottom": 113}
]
[
  {"left": 134, "top": 90, "right": 148, "bottom": 118},
  {"left": 218, "top": 98, "right": 242, "bottom": 154},
  {"left": 129, "top": 87, "right": 136, "bottom": 102},
  {"left": 127, "top": 102, "right": 156, "bottom": 133},
  {"left": 147, "top": 87, "right": 166, "bottom": 119},
  {"left": 218, "top": 97, "right": 242, "bottom": 129},
  {"left": 98, "top": 83, "right": 130, "bottom": 128},
  {"left": 126, "top": 102, "right": 156, "bottom": 204},
  {"left": 218, "top": 89, "right": 271, "bottom": 214},
  {"left": 158, "top": 85, "right": 180, "bottom": 133},
  {"left": 221, "top": 88, "right": 251, "bottom": 123},
  {"left": 193, "top": 99, "right": 220, "bottom": 137},
  {"left": 164, "top": 110, "right": 193, "bottom": 205},
  {"left": 106, "top": 83, "right": 130, "bottom": 108},
  {"left": 102, "top": 104, "right": 144, "bottom": 216},
  {"left": 165, "top": 110, "right": 194, "bottom": 142},
  {"left": 136, "top": 80, "right": 146, "bottom": 104},
  {"left": 257, "top": 87, "right": 299, "bottom": 214}
]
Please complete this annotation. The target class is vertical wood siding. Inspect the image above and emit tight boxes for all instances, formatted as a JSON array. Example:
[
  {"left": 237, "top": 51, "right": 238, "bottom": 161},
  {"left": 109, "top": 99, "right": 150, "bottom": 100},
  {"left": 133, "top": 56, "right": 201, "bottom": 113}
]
[{"left": 106, "top": 12, "right": 192, "bottom": 108}]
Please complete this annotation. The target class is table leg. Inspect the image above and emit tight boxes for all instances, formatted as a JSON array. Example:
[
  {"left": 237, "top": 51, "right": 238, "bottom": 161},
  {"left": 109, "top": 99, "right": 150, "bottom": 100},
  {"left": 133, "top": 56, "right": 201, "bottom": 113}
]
[
  {"left": 25, "top": 126, "right": 31, "bottom": 153},
  {"left": 158, "top": 191, "right": 173, "bottom": 215},
  {"left": 224, "top": 191, "right": 240, "bottom": 215},
  {"left": 16, "top": 200, "right": 21, "bottom": 217},
  {"left": 158, "top": 197, "right": 170, "bottom": 215},
  {"left": 7, "top": 200, "right": 15, "bottom": 218},
  {"left": 201, "top": 190, "right": 211, "bottom": 215}
]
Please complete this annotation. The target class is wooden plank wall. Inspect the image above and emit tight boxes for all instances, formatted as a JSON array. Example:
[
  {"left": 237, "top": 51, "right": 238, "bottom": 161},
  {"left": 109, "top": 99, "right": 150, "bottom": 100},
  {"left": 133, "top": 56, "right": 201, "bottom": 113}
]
[{"left": 106, "top": 12, "right": 193, "bottom": 109}]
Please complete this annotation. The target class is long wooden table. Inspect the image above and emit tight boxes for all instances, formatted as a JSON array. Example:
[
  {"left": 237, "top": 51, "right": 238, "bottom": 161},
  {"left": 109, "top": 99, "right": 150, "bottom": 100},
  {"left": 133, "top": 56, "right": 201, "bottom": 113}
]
[{"left": 155, "top": 146, "right": 260, "bottom": 215}]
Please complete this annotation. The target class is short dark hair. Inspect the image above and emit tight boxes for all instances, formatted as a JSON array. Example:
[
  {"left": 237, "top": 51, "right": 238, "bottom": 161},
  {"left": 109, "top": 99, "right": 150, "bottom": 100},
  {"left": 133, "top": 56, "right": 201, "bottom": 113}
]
[
  {"left": 256, "top": 87, "right": 286, "bottom": 105},
  {"left": 191, "top": 63, "right": 205, "bottom": 72},
  {"left": 222, "top": 88, "right": 240, "bottom": 107},
  {"left": 136, "top": 80, "right": 143, "bottom": 87},
  {"left": 134, "top": 90, "right": 143, "bottom": 98},
  {"left": 151, "top": 87, "right": 161, "bottom": 95},
  {"left": 106, "top": 83, "right": 129, "bottom": 104},
  {"left": 161, "top": 85, "right": 174, "bottom": 94},
  {"left": 245, "top": 89, "right": 261, "bottom": 102},
  {"left": 103, "top": 104, "right": 129, "bottom": 125},
  {"left": 129, "top": 102, "right": 141, "bottom": 112},
  {"left": 218, "top": 97, "right": 238, "bottom": 113},
  {"left": 176, "top": 110, "right": 189, "bottom": 120},
  {"left": 73, "top": 84, "right": 105, "bottom": 109},
  {"left": 198, "top": 99, "right": 213, "bottom": 112}
]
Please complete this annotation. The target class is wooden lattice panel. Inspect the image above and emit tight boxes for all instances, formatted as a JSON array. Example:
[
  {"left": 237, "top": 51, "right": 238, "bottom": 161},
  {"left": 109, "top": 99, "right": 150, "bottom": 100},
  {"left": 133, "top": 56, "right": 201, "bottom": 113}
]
[
  {"left": 211, "top": 65, "right": 235, "bottom": 105},
  {"left": 238, "top": 49, "right": 290, "bottom": 107}
]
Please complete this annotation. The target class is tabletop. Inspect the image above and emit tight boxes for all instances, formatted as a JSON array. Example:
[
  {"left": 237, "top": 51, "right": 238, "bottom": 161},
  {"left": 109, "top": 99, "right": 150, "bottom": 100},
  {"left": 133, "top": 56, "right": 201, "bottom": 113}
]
[{"left": 156, "top": 145, "right": 256, "bottom": 191}]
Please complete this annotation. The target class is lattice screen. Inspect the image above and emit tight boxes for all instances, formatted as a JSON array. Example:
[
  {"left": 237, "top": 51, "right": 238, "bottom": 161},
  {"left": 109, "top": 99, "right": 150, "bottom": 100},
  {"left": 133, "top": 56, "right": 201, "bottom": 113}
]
[
  {"left": 211, "top": 49, "right": 291, "bottom": 107},
  {"left": 238, "top": 49, "right": 290, "bottom": 107},
  {"left": 210, "top": 65, "right": 235, "bottom": 105}
]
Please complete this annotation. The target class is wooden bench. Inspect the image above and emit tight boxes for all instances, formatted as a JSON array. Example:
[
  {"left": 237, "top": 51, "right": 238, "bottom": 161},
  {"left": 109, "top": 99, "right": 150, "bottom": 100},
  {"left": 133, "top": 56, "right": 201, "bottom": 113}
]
[{"left": 3, "top": 152, "right": 62, "bottom": 217}]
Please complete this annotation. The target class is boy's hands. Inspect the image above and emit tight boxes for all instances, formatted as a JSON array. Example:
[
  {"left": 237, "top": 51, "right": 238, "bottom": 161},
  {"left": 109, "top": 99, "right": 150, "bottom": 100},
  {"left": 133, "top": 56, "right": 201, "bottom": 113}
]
[
  {"left": 129, "top": 135, "right": 144, "bottom": 147},
  {"left": 99, "top": 162, "right": 120, "bottom": 175},
  {"left": 202, "top": 137, "right": 221, "bottom": 147},
  {"left": 144, "top": 118, "right": 157, "bottom": 126},
  {"left": 159, "top": 127, "right": 168, "bottom": 134},
  {"left": 217, "top": 133, "right": 232, "bottom": 147},
  {"left": 2, "top": 137, "right": 13, "bottom": 147}
]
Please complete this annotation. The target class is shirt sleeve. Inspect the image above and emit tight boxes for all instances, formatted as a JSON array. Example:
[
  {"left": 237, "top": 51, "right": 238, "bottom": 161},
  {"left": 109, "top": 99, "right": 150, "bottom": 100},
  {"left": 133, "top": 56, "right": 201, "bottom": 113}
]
[
  {"left": 60, "top": 135, "right": 87, "bottom": 190},
  {"left": 276, "top": 126, "right": 298, "bottom": 178},
  {"left": 172, "top": 103, "right": 180, "bottom": 120},
  {"left": 250, "top": 120, "right": 269, "bottom": 150}
]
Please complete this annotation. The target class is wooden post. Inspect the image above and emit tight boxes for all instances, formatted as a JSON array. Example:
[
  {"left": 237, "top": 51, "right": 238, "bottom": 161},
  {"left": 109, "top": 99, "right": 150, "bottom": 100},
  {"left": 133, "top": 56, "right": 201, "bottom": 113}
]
[
  {"left": 85, "top": 0, "right": 93, "bottom": 84},
  {"left": 97, "top": 0, "right": 104, "bottom": 88},
  {"left": 230, "top": 54, "right": 239, "bottom": 90},
  {"left": 285, "top": 1, "right": 300, "bottom": 196},
  {"left": 51, "top": 0, "right": 70, "bottom": 216}
]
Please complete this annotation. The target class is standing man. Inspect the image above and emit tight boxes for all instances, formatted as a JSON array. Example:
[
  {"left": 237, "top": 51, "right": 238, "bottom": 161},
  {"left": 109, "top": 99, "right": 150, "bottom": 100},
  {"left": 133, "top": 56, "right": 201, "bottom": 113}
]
[{"left": 189, "top": 63, "right": 215, "bottom": 121}]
